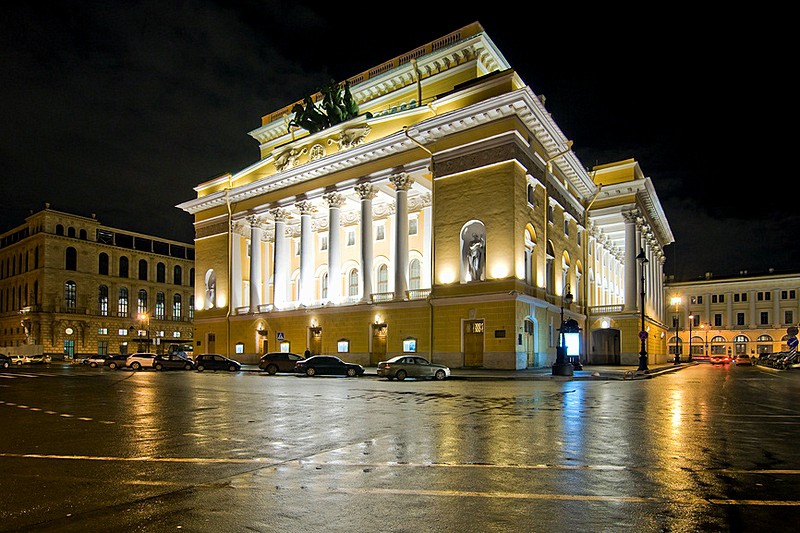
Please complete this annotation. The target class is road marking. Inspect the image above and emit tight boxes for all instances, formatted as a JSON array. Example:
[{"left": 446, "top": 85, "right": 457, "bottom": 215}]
[{"left": 0, "top": 453, "right": 280, "bottom": 464}]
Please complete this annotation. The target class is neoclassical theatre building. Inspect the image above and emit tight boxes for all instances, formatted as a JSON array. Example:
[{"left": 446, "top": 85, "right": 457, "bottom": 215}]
[{"left": 178, "top": 22, "right": 675, "bottom": 368}]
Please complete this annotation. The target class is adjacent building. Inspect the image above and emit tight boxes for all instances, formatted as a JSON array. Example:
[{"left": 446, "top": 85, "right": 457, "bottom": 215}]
[
  {"left": 0, "top": 206, "right": 195, "bottom": 359},
  {"left": 665, "top": 270, "right": 800, "bottom": 359},
  {"left": 178, "top": 22, "right": 675, "bottom": 368}
]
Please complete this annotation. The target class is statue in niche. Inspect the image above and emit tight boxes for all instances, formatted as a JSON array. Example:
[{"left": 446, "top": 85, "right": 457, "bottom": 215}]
[{"left": 467, "top": 233, "right": 485, "bottom": 281}]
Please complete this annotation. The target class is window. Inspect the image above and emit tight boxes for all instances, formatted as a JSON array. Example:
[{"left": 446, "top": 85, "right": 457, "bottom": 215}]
[
  {"left": 98, "top": 327, "right": 108, "bottom": 335},
  {"left": 563, "top": 220, "right": 569, "bottom": 236},
  {"left": 697, "top": 296, "right": 703, "bottom": 304},
  {"left": 189, "top": 295, "right": 194, "bottom": 320},
  {"left": 714, "top": 313, "right": 722, "bottom": 327},
  {"left": 321, "top": 273, "right": 328, "bottom": 299},
  {"left": 377, "top": 264, "right": 388, "bottom": 293},
  {"left": 65, "top": 247, "right": 77, "bottom": 271},
  {"left": 137, "top": 289, "right": 147, "bottom": 315},
  {"left": 67, "top": 227, "right": 76, "bottom": 238},
  {"left": 408, "top": 218, "right": 418, "bottom": 236},
  {"left": 235, "top": 342, "right": 244, "bottom": 354},
  {"left": 98, "top": 340, "right": 108, "bottom": 356},
  {"left": 786, "top": 310, "right": 794, "bottom": 325},
  {"left": 760, "top": 311, "right": 769, "bottom": 325},
  {"left": 781, "top": 290, "right": 796, "bottom": 300},
  {"left": 347, "top": 229, "right": 355, "bottom": 246},
  {"left": 320, "top": 235, "right": 328, "bottom": 251},
  {"left": 157, "top": 262, "right": 166, "bottom": 283},
  {"left": 99, "top": 253, "right": 109, "bottom": 275},
  {"left": 64, "top": 281, "right": 76, "bottom": 310},
  {"left": 527, "top": 184, "right": 535, "bottom": 205},
  {"left": 118, "top": 288, "right": 129, "bottom": 317},
  {"left": 375, "top": 223, "right": 385, "bottom": 241},
  {"left": 138, "top": 259, "right": 148, "bottom": 281},
  {"left": 409, "top": 259, "right": 421, "bottom": 290},
  {"left": 98, "top": 285, "right": 109, "bottom": 316},
  {"left": 118, "top": 328, "right": 128, "bottom": 336},
  {"left": 337, "top": 339, "right": 350, "bottom": 353},
  {"left": 741, "top": 292, "right": 747, "bottom": 302},
  {"left": 280, "top": 341, "right": 291, "bottom": 352},
  {"left": 172, "top": 294, "right": 181, "bottom": 320},
  {"left": 733, "top": 293, "right": 739, "bottom": 302},
  {"left": 758, "top": 291, "right": 771, "bottom": 301},
  {"left": 173, "top": 265, "right": 182, "bottom": 286},
  {"left": 736, "top": 312, "right": 745, "bottom": 326},
  {"left": 155, "top": 292, "right": 165, "bottom": 320},
  {"left": 348, "top": 269, "right": 359, "bottom": 296},
  {"left": 547, "top": 204, "right": 554, "bottom": 223},
  {"left": 403, "top": 337, "right": 417, "bottom": 352},
  {"left": 119, "top": 256, "right": 129, "bottom": 278}
]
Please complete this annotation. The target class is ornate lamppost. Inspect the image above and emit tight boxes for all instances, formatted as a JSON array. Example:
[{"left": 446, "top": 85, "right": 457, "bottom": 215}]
[
  {"left": 636, "top": 250, "right": 649, "bottom": 372},
  {"left": 670, "top": 297, "right": 682, "bottom": 365},
  {"left": 688, "top": 314, "right": 694, "bottom": 362},
  {"left": 552, "top": 283, "right": 574, "bottom": 376}
]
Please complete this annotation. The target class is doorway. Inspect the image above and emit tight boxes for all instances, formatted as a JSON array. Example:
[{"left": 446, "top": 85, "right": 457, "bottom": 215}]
[
  {"left": 371, "top": 323, "right": 387, "bottom": 365},
  {"left": 309, "top": 327, "right": 322, "bottom": 355},
  {"left": 591, "top": 328, "right": 620, "bottom": 364},
  {"left": 464, "top": 319, "right": 484, "bottom": 367}
]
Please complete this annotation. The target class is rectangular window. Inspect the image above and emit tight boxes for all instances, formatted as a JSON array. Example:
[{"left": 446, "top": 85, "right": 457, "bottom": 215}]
[
  {"left": 785, "top": 310, "right": 794, "bottom": 325},
  {"left": 547, "top": 204, "right": 554, "bottom": 223},
  {"left": 714, "top": 314, "right": 722, "bottom": 327},
  {"left": 712, "top": 295, "right": 718, "bottom": 304},
  {"left": 737, "top": 313, "right": 745, "bottom": 326},
  {"left": 337, "top": 339, "right": 350, "bottom": 353},
  {"left": 320, "top": 234, "right": 328, "bottom": 251},
  {"left": 697, "top": 296, "right": 703, "bottom": 304},
  {"left": 760, "top": 311, "right": 769, "bottom": 325},
  {"left": 98, "top": 327, "right": 107, "bottom": 335},
  {"left": 757, "top": 292, "right": 764, "bottom": 301},
  {"left": 719, "top": 294, "right": 724, "bottom": 303},
  {"left": 375, "top": 222, "right": 385, "bottom": 241},
  {"left": 733, "top": 293, "right": 740, "bottom": 302},
  {"left": 172, "top": 331, "right": 181, "bottom": 338},
  {"left": 691, "top": 296, "right": 698, "bottom": 304},
  {"left": 117, "top": 328, "right": 128, "bottom": 336},
  {"left": 408, "top": 217, "right": 418, "bottom": 236},
  {"left": 563, "top": 220, "right": 569, "bottom": 236},
  {"left": 741, "top": 292, "right": 747, "bottom": 302},
  {"left": 98, "top": 341, "right": 108, "bottom": 356},
  {"left": 347, "top": 230, "right": 355, "bottom": 246}
]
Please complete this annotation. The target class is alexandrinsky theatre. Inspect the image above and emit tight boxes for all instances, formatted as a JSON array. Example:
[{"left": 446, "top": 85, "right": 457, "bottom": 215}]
[{"left": 178, "top": 22, "right": 675, "bottom": 369}]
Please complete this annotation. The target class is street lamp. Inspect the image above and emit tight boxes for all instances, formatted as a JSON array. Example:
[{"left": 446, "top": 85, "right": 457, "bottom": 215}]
[
  {"left": 688, "top": 314, "right": 694, "bottom": 363},
  {"left": 704, "top": 323, "right": 710, "bottom": 357},
  {"left": 552, "top": 283, "right": 574, "bottom": 376},
  {"left": 670, "top": 297, "right": 682, "bottom": 365},
  {"left": 636, "top": 250, "right": 649, "bottom": 372}
]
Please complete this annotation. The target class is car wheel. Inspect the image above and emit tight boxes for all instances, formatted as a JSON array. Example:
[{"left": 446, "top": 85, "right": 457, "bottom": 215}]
[
  {"left": 184, "top": 364, "right": 193, "bottom": 370},
  {"left": 346, "top": 368, "right": 357, "bottom": 377},
  {"left": 434, "top": 369, "right": 446, "bottom": 380},
  {"left": 197, "top": 365, "right": 205, "bottom": 372},
  {"left": 228, "top": 364, "right": 237, "bottom": 372},
  {"left": 90, "top": 362, "right": 98, "bottom": 368},
  {"left": 1, "top": 361, "right": 8, "bottom": 369},
  {"left": 109, "top": 362, "right": 118, "bottom": 369},
  {"left": 266, "top": 364, "right": 278, "bottom": 375},
  {"left": 154, "top": 363, "right": 163, "bottom": 371},
  {"left": 131, "top": 362, "right": 141, "bottom": 370},
  {"left": 396, "top": 370, "right": 407, "bottom": 381},
  {"left": 306, "top": 367, "right": 316, "bottom": 377}
]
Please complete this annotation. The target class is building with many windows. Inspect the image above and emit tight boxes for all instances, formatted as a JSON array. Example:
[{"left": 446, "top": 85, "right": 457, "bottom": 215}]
[
  {"left": 0, "top": 206, "right": 195, "bottom": 359},
  {"left": 178, "top": 22, "right": 674, "bottom": 368},
  {"left": 665, "top": 270, "right": 800, "bottom": 360}
]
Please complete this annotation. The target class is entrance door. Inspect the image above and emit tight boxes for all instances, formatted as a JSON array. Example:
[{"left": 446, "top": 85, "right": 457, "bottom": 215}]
[
  {"left": 464, "top": 319, "right": 484, "bottom": 367},
  {"left": 309, "top": 327, "right": 322, "bottom": 356},
  {"left": 207, "top": 333, "right": 216, "bottom": 354},
  {"left": 591, "top": 329, "right": 620, "bottom": 364},
  {"left": 524, "top": 319, "right": 535, "bottom": 367},
  {"left": 371, "top": 324, "right": 387, "bottom": 365},
  {"left": 63, "top": 340, "right": 75, "bottom": 359}
]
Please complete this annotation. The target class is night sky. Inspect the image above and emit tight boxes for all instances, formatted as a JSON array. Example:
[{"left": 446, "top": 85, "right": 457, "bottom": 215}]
[{"left": 1, "top": 2, "right": 793, "bottom": 281}]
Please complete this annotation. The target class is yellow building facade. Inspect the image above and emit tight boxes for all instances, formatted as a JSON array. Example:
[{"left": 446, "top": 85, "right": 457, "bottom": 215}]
[{"left": 179, "top": 22, "right": 674, "bottom": 368}]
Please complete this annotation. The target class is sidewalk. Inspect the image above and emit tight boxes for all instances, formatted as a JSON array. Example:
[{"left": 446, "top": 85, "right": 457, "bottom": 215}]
[{"left": 439, "top": 362, "right": 695, "bottom": 381}]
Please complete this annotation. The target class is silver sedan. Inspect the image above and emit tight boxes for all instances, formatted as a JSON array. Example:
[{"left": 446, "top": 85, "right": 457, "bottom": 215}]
[{"left": 377, "top": 355, "right": 450, "bottom": 381}]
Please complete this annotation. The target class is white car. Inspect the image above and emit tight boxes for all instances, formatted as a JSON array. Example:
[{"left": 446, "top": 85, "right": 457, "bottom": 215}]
[
  {"left": 84, "top": 355, "right": 109, "bottom": 368},
  {"left": 8, "top": 354, "right": 50, "bottom": 364},
  {"left": 125, "top": 353, "right": 157, "bottom": 370}
]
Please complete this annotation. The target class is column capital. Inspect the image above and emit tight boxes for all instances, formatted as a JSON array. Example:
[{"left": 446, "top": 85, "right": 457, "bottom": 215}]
[
  {"left": 246, "top": 214, "right": 264, "bottom": 228},
  {"left": 270, "top": 208, "right": 291, "bottom": 221},
  {"left": 296, "top": 200, "right": 316, "bottom": 215},
  {"left": 622, "top": 209, "right": 640, "bottom": 223},
  {"left": 389, "top": 173, "right": 414, "bottom": 191},
  {"left": 323, "top": 192, "right": 346, "bottom": 208},
  {"left": 355, "top": 183, "right": 377, "bottom": 200}
]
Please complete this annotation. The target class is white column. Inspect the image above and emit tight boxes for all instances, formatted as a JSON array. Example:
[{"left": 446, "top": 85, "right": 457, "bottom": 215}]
[
  {"left": 271, "top": 208, "right": 290, "bottom": 310},
  {"left": 231, "top": 223, "right": 242, "bottom": 310},
  {"left": 355, "top": 183, "right": 376, "bottom": 302},
  {"left": 297, "top": 200, "right": 315, "bottom": 306},
  {"left": 323, "top": 192, "right": 345, "bottom": 303},
  {"left": 623, "top": 211, "right": 637, "bottom": 311},
  {"left": 773, "top": 288, "right": 781, "bottom": 328},
  {"left": 390, "top": 173, "right": 413, "bottom": 301},
  {"left": 247, "top": 215, "right": 263, "bottom": 313}
]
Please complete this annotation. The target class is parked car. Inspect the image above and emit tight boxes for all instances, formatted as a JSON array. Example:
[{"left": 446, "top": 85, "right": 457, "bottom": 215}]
[
  {"left": 84, "top": 355, "right": 109, "bottom": 368},
  {"left": 7, "top": 354, "right": 50, "bottom": 364},
  {"left": 710, "top": 354, "right": 732, "bottom": 365},
  {"left": 377, "top": 355, "right": 450, "bottom": 381},
  {"left": 195, "top": 353, "right": 241, "bottom": 372},
  {"left": 294, "top": 355, "right": 364, "bottom": 377},
  {"left": 126, "top": 353, "right": 157, "bottom": 370},
  {"left": 106, "top": 354, "right": 128, "bottom": 369},
  {"left": 0, "top": 353, "right": 10, "bottom": 369},
  {"left": 735, "top": 354, "right": 753, "bottom": 366},
  {"left": 153, "top": 353, "right": 196, "bottom": 371},
  {"left": 259, "top": 352, "right": 305, "bottom": 374}
]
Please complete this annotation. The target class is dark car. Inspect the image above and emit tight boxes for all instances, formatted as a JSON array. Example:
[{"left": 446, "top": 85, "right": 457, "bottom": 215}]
[
  {"left": 0, "top": 353, "right": 10, "bottom": 369},
  {"left": 106, "top": 354, "right": 128, "bottom": 369},
  {"left": 195, "top": 353, "right": 241, "bottom": 372},
  {"left": 294, "top": 355, "right": 364, "bottom": 377},
  {"left": 259, "top": 352, "right": 305, "bottom": 374},
  {"left": 153, "top": 353, "right": 196, "bottom": 371}
]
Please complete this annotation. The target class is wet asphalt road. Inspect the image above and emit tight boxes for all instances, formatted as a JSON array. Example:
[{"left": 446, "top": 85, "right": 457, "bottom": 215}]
[{"left": 1, "top": 363, "right": 799, "bottom": 532}]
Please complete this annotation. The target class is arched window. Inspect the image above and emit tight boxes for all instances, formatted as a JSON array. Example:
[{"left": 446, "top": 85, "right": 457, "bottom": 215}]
[
  {"left": 173, "top": 294, "right": 182, "bottom": 320},
  {"left": 377, "top": 264, "right": 388, "bottom": 293},
  {"left": 65, "top": 247, "right": 77, "bottom": 271},
  {"left": 527, "top": 183, "right": 536, "bottom": 206},
  {"left": 55, "top": 224, "right": 64, "bottom": 236},
  {"left": 409, "top": 259, "right": 421, "bottom": 290},
  {"left": 119, "top": 256, "right": 129, "bottom": 278},
  {"left": 524, "top": 228, "right": 535, "bottom": 285},
  {"left": 79, "top": 229, "right": 88, "bottom": 240},
  {"left": 155, "top": 292, "right": 165, "bottom": 319},
  {"left": 321, "top": 272, "right": 328, "bottom": 299},
  {"left": 137, "top": 289, "right": 148, "bottom": 315},
  {"left": 189, "top": 295, "right": 194, "bottom": 320},
  {"left": 98, "top": 253, "right": 109, "bottom": 275},
  {"left": 98, "top": 285, "right": 108, "bottom": 316},
  {"left": 118, "top": 287, "right": 129, "bottom": 317},
  {"left": 348, "top": 268, "right": 359, "bottom": 297},
  {"left": 138, "top": 259, "right": 148, "bottom": 281},
  {"left": 156, "top": 262, "right": 166, "bottom": 283},
  {"left": 173, "top": 265, "right": 182, "bottom": 286},
  {"left": 64, "top": 281, "right": 76, "bottom": 310},
  {"left": 67, "top": 227, "right": 76, "bottom": 238},
  {"left": 189, "top": 268, "right": 195, "bottom": 287},
  {"left": 34, "top": 246, "right": 39, "bottom": 269}
]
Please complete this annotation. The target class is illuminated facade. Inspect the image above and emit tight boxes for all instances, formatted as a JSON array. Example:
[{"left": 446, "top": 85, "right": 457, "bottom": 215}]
[
  {"left": 179, "top": 22, "right": 674, "bottom": 368},
  {"left": 0, "top": 207, "right": 195, "bottom": 358},
  {"left": 666, "top": 271, "right": 800, "bottom": 359}
]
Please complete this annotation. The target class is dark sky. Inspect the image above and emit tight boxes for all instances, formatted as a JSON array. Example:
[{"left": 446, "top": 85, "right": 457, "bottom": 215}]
[{"left": 1, "top": 2, "right": 793, "bottom": 281}]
